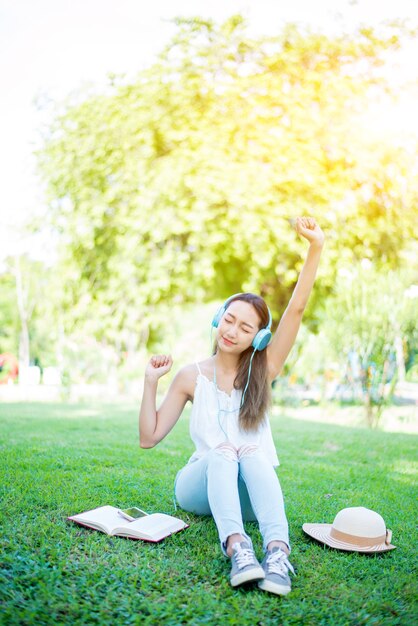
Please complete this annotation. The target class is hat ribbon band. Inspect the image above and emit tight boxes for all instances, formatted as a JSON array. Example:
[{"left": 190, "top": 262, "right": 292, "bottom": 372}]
[{"left": 330, "top": 528, "right": 388, "bottom": 547}]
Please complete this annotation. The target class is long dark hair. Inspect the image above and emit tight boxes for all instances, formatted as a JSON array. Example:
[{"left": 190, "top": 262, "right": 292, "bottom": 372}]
[{"left": 214, "top": 293, "right": 271, "bottom": 432}]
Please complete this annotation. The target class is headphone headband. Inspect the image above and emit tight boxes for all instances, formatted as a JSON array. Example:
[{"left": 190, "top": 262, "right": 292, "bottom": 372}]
[{"left": 212, "top": 293, "right": 272, "bottom": 351}]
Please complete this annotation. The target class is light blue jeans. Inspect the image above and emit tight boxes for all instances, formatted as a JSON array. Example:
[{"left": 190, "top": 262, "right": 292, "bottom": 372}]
[{"left": 174, "top": 443, "right": 290, "bottom": 556}]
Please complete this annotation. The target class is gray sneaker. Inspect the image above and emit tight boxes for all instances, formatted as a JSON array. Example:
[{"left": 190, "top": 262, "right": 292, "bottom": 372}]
[
  {"left": 230, "top": 541, "right": 265, "bottom": 587},
  {"left": 258, "top": 547, "right": 295, "bottom": 596}
]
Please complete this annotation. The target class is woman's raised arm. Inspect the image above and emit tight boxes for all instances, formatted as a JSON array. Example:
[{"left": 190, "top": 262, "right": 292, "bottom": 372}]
[{"left": 266, "top": 217, "right": 325, "bottom": 381}]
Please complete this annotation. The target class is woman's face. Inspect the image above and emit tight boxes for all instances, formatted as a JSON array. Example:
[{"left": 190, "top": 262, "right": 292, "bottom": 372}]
[{"left": 217, "top": 300, "right": 261, "bottom": 353}]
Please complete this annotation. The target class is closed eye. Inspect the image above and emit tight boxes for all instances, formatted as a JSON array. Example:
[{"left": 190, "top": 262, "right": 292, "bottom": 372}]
[{"left": 225, "top": 315, "right": 253, "bottom": 333}]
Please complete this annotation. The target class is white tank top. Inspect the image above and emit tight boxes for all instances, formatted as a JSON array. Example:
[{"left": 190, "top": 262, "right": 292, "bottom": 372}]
[{"left": 188, "top": 363, "right": 279, "bottom": 467}]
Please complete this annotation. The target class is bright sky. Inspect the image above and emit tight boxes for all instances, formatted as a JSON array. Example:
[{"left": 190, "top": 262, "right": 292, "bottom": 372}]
[{"left": 0, "top": 0, "right": 417, "bottom": 261}]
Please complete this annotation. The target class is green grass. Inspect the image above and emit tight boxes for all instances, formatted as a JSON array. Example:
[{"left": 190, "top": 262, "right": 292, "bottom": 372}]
[{"left": 0, "top": 402, "right": 417, "bottom": 626}]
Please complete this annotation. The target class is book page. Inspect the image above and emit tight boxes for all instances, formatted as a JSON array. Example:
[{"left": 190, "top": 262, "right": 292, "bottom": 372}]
[
  {"left": 116, "top": 513, "right": 187, "bottom": 541},
  {"left": 70, "top": 505, "right": 128, "bottom": 534}
]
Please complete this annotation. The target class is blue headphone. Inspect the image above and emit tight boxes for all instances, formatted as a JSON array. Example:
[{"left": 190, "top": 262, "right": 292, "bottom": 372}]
[{"left": 212, "top": 293, "right": 272, "bottom": 351}]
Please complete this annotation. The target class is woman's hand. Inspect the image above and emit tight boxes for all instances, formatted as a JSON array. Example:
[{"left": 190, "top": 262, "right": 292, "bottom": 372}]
[
  {"left": 294, "top": 217, "right": 325, "bottom": 246},
  {"left": 145, "top": 354, "right": 173, "bottom": 381}
]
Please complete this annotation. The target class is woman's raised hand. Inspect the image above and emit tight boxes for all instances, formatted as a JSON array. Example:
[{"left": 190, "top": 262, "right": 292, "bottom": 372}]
[
  {"left": 145, "top": 354, "right": 173, "bottom": 380},
  {"left": 294, "top": 217, "right": 325, "bottom": 246}
]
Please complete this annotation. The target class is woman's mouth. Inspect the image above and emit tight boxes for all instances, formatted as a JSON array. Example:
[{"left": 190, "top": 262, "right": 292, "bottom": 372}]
[{"left": 222, "top": 337, "right": 236, "bottom": 346}]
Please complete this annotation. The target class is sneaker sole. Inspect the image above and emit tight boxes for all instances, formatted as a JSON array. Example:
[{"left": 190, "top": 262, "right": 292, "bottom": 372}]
[
  {"left": 258, "top": 579, "right": 291, "bottom": 596},
  {"left": 231, "top": 566, "right": 265, "bottom": 587}
]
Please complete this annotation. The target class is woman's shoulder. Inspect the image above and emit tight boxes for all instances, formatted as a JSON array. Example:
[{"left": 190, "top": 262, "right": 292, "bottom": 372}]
[
  {"left": 195, "top": 357, "right": 214, "bottom": 379},
  {"left": 174, "top": 359, "right": 213, "bottom": 397},
  {"left": 173, "top": 362, "right": 202, "bottom": 397},
  {"left": 175, "top": 363, "right": 197, "bottom": 382}
]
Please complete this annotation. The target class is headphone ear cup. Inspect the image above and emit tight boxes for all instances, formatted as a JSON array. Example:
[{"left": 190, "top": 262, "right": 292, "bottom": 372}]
[
  {"left": 252, "top": 328, "right": 272, "bottom": 351},
  {"left": 212, "top": 305, "right": 225, "bottom": 328}
]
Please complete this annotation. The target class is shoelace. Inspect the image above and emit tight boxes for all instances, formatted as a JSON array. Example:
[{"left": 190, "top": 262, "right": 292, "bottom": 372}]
[
  {"left": 234, "top": 546, "right": 256, "bottom": 569},
  {"left": 266, "top": 550, "right": 295, "bottom": 576}
]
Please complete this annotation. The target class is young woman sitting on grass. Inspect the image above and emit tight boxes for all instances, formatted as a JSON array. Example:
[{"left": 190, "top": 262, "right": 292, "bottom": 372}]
[{"left": 139, "top": 217, "right": 325, "bottom": 596}]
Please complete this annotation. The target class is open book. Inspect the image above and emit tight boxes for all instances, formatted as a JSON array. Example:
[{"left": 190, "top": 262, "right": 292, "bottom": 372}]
[{"left": 68, "top": 505, "right": 188, "bottom": 542}]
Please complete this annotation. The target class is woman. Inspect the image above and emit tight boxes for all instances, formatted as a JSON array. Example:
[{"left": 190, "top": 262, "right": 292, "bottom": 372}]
[{"left": 139, "top": 217, "right": 325, "bottom": 595}]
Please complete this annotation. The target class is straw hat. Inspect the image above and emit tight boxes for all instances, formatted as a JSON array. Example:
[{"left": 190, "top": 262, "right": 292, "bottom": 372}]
[{"left": 303, "top": 507, "right": 396, "bottom": 553}]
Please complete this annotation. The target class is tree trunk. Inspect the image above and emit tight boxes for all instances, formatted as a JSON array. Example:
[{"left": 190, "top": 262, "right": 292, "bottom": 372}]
[
  {"left": 14, "top": 256, "right": 30, "bottom": 375},
  {"left": 364, "top": 391, "right": 374, "bottom": 428},
  {"left": 394, "top": 333, "right": 406, "bottom": 382}
]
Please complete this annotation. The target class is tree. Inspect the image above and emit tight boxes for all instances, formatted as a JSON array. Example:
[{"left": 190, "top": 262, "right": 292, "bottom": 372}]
[
  {"left": 37, "top": 15, "right": 418, "bottom": 358},
  {"left": 0, "top": 256, "right": 59, "bottom": 379},
  {"left": 319, "top": 264, "right": 417, "bottom": 426},
  {"left": 0, "top": 271, "right": 19, "bottom": 356}
]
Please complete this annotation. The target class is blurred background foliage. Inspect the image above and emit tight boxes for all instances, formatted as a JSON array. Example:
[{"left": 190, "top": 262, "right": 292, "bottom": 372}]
[{"left": 1, "top": 16, "right": 417, "bottom": 415}]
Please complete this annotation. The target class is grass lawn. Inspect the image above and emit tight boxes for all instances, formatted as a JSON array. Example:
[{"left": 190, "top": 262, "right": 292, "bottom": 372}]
[{"left": 0, "top": 402, "right": 417, "bottom": 626}]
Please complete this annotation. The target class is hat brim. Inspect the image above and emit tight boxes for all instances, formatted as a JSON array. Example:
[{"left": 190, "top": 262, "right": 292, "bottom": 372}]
[{"left": 302, "top": 523, "right": 396, "bottom": 553}]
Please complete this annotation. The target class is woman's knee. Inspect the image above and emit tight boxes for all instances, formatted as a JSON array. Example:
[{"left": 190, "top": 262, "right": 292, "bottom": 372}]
[
  {"left": 238, "top": 445, "right": 274, "bottom": 471},
  {"left": 211, "top": 441, "right": 238, "bottom": 462},
  {"left": 237, "top": 443, "right": 259, "bottom": 460}
]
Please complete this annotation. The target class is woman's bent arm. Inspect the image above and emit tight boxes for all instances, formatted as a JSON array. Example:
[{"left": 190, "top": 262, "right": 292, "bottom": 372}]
[
  {"left": 139, "top": 358, "right": 194, "bottom": 448},
  {"left": 139, "top": 376, "right": 160, "bottom": 448}
]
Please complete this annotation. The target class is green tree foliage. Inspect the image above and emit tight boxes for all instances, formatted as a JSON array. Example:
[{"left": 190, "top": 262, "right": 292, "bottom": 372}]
[
  {"left": 0, "top": 256, "right": 58, "bottom": 370},
  {"left": 319, "top": 265, "right": 417, "bottom": 425},
  {"left": 0, "top": 271, "right": 18, "bottom": 355},
  {"left": 38, "top": 16, "right": 417, "bottom": 352}
]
